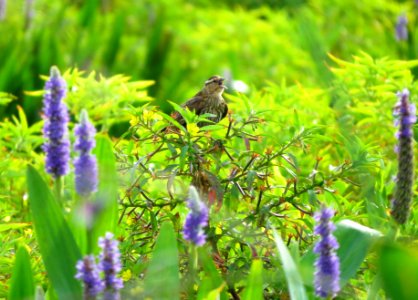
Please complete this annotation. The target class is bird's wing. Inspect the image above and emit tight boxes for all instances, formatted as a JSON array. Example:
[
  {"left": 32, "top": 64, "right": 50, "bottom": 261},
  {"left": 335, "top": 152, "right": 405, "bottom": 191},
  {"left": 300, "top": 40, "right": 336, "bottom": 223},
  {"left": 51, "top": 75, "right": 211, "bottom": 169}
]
[
  {"left": 221, "top": 101, "right": 228, "bottom": 120},
  {"left": 183, "top": 95, "right": 206, "bottom": 115},
  {"left": 171, "top": 94, "right": 205, "bottom": 126}
]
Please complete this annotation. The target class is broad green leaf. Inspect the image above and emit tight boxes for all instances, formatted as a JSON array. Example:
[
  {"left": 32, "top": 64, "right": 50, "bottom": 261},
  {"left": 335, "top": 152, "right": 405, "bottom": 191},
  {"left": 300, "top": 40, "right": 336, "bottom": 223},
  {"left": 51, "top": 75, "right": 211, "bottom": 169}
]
[
  {"left": 242, "top": 259, "right": 263, "bottom": 300},
  {"left": 273, "top": 229, "right": 308, "bottom": 300},
  {"left": 26, "top": 165, "right": 82, "bottom": 299},
  {"left": 91, "top": 135, "right": 119, "bottom": 252},
  {"left": 197, "top": 248, "right": 228, "bottom": 300},
  {"left": 8, "top": 246, "right": 35, "bottom": 300},
  {"left": 379, "top": 243, "right": 418, "bottom": 300},
  {"left": 144, "top": 222, "right": 180, "bottom": 300},
  {"left": 300, "top": 220, "right": 382, "bottom": 288}
]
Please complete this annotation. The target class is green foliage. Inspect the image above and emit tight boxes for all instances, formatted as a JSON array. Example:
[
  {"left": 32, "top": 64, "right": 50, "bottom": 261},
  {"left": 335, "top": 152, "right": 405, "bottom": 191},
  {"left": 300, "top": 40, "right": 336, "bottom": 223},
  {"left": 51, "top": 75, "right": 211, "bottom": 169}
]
[
  {"left": 143, "top": 222, "right": 180, "bottom": 300},
  {"left": 0, "top": 0, "right": 412, "bottom": 119},
  {"left": 379, "top": 243, "right": 418, "bottom": 300},
  {"left": 8, "top": 246, "right": 35, "bottom": 300},
  {"left": 26, "top": 166, "right": 82, "bottom": 299},
  {"left": 300, "top": 220, "right": 383, "bottom": 290},
  {"left": 273, "top": 229, "right": 308, "bottom": 300},
  {"left": 90, "top": 135, "right": 119, "bottom": 252},
  {"left": 1, "top": 0, "right": 418, "bottom": 298},
  {"left": 196, "top": 248, "right": 228, "bottom": 300},
  {"left": 242, "top": 259, "right": 263, "bottom": 300}
]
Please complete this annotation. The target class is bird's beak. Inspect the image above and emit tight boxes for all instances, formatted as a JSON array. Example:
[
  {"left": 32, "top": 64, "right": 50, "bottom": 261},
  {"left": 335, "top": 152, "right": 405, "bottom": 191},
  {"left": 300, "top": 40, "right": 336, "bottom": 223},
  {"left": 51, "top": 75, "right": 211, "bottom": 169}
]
[{"left": 220, "top": 78, "right": 227, "bottom": 89}]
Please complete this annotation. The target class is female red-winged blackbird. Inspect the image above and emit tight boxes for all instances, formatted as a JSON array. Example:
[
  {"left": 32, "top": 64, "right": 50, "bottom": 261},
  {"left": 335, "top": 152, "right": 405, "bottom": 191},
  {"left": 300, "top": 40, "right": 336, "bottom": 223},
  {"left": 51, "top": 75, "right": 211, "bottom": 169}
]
[{"left": 169, "top": 75, "right": 228, "bottom": 129}]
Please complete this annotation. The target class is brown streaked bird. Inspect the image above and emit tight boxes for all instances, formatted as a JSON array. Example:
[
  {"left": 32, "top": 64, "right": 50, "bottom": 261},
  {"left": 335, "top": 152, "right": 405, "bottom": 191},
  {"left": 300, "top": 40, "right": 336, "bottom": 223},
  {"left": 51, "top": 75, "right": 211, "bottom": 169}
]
[{"left": 169, "top": 75, "right": 228, "bottom": 129}]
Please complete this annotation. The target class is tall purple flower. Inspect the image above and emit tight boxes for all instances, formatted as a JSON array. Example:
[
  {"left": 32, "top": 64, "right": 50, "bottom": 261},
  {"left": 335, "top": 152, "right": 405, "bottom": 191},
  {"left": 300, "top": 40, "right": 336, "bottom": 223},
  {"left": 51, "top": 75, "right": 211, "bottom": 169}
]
[
  {"left": 74, "top": 110, "right": 98, "bottom": 197},
  {"left": 395, "top": 14, "right": 408, "bottom": 41},
  {"left": 75, "top": 255, "right": 104, "bottom": 300},
  {"left": 313, "top": 207, "right": 340, "bottom": 299},
  {"left": 99, "top": 232, "right": 123, "bottom": 300},
  {"left": 183, "top": 186, "right": 209, "bottom": 246},
  {"left": 0, "top": 0, "right": 6, "bottom": 20},
  {"left": 42, "top": 66, "right": 70, "bottom": 178},
  {"left": 24, "top": 0, "right": 34, "bottom": 30},
  {"left": 392, "top": 89, "right": 416, "bottom": 224}
]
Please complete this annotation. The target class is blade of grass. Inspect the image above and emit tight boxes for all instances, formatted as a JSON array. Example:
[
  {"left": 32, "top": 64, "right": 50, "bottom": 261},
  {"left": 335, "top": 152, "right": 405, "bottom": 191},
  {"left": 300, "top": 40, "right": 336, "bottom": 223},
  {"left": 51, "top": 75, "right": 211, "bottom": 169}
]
[
  {"left": 272, "top": 228, "right": 308, "bottom": 300},
  {"left": 26, "top": 165, "right": 82, "bottom": 299}
]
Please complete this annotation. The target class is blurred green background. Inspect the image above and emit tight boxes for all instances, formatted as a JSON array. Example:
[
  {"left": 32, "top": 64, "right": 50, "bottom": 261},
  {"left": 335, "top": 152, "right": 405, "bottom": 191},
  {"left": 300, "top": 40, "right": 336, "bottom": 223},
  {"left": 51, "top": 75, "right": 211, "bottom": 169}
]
[{"left": 0, "top": 0, "right": 413, "bottom": 121}]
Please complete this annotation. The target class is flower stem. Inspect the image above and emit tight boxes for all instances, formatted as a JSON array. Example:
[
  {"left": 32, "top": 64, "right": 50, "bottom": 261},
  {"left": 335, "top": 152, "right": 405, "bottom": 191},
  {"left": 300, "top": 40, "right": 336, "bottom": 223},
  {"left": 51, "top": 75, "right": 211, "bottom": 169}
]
[
  {"left": 54, "top": 176, "right": 63, "bottom": 204},
  {"left": 187, "top": 245, "right": 198, "bottom": 297}
]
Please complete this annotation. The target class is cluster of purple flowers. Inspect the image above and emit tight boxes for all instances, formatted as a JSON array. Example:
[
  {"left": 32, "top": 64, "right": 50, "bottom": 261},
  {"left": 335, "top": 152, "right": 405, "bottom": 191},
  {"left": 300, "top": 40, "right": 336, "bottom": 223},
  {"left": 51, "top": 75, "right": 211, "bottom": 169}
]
[
  {"left": 183, "top": 186, "right": 209, "bottom": 246},
  {"left": 392, "top": 89, "right": 416, "bottom": 224},
  {"left": 42, "top": 66, "right": 71, "bottom": 178},
  {"left": 42, "top": 66, "right": 98, "bottom": 197},
  {"left": 74, "top": 110, "right": 98, "bottom": 197},
  {"left": 76, "top": 232, "right": 123, "bottom": 300},
  {"left": 313, "top": 206, "right": 340, "bottom": 299},
  {"left": 75, "top": 255, "right": 103, "bottom": 299}
]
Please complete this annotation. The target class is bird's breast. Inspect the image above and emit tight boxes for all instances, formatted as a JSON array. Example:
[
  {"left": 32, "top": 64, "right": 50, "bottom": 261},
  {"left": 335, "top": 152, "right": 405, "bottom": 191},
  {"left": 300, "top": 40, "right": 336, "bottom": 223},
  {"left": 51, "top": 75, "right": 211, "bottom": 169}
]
[{"left": 202, "top": 96, "right": 226, "bottom": 122}]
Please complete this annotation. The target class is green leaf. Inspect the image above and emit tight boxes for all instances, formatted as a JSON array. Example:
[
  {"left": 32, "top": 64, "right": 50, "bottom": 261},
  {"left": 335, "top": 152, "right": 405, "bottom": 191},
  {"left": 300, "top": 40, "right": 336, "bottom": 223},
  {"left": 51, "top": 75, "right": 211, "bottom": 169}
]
[
  {"left": 144, "top": 222, "right": 180, "bottom": 300},
  {"left": 300, "top": 220, "right": 382, "bottom": 288},
  {"left": 202, "top": 284, "right": 227, "bottom": 300},
  {"left": 91, "top": 135, "right": 119, "bottom": 252},
  {"left": 242, "top": 259, "right": 263, "bottom": 300},
  {"left": 197, "top": 248, "right": 228, "bottom": 300},
  {"left": 0, "top": 223, "right": 30, "bottom": 233},
  {"left": 168, "top": 100, "right": 196, "bottom": 124},
  {"left": 199, "top": 124, "right": 225, "bottom": 131},
  {"left": 379, "top": 243, "right": 418, "bottom": 300},
  {"left": 26, "top": 165, "right": 82, "bottom": 300},
  {"left": 273, "top": 229, "right": 308, "bottom": 300},
  {"left": 8, "top": 246, "right": 35, "bottom": 300}
]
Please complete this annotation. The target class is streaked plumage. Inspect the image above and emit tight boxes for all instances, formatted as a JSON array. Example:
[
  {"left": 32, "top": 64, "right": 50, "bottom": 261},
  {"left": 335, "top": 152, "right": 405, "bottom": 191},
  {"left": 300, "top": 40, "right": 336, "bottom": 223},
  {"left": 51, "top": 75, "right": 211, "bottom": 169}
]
[{"left": 171, "top": 75, "right": 228, "bottom": 128}]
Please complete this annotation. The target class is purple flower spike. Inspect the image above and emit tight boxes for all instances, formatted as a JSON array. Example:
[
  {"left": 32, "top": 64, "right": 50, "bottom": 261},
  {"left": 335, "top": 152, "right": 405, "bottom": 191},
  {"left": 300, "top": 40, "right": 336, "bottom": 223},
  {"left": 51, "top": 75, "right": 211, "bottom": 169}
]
[
  {"left": 395, "top": 14, "right": 408, "bottom": 41},
  {"left": 313, "top": 206, "right": 340, "bottom": 299},
  {"left": 392, "top": 89, "right": 416, "bottom": 224},
  {"left": 75, "top": 255, "right": 104, "bottom": 300},
  {"left": 74, "top": 110, "right": 98, "bottom": 197},
  {"left": 42, "top": 66, "right": 70, "bottom": 178},
  {"left": 98, "top": 232, "right": 123, "bottom": 300},
  {"left": 0, "top": 0, "right": 6, "bottom": 20},
  {"left": 183, "top": 186, "right": 209, "bottom": 246}
]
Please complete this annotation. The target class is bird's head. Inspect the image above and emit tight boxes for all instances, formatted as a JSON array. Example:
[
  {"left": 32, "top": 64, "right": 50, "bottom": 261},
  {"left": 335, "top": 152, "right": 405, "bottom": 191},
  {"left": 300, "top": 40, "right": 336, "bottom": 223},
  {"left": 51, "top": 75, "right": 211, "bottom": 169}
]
[{"left": 203, "top": 75, "right": 227, "bottom": 95}]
